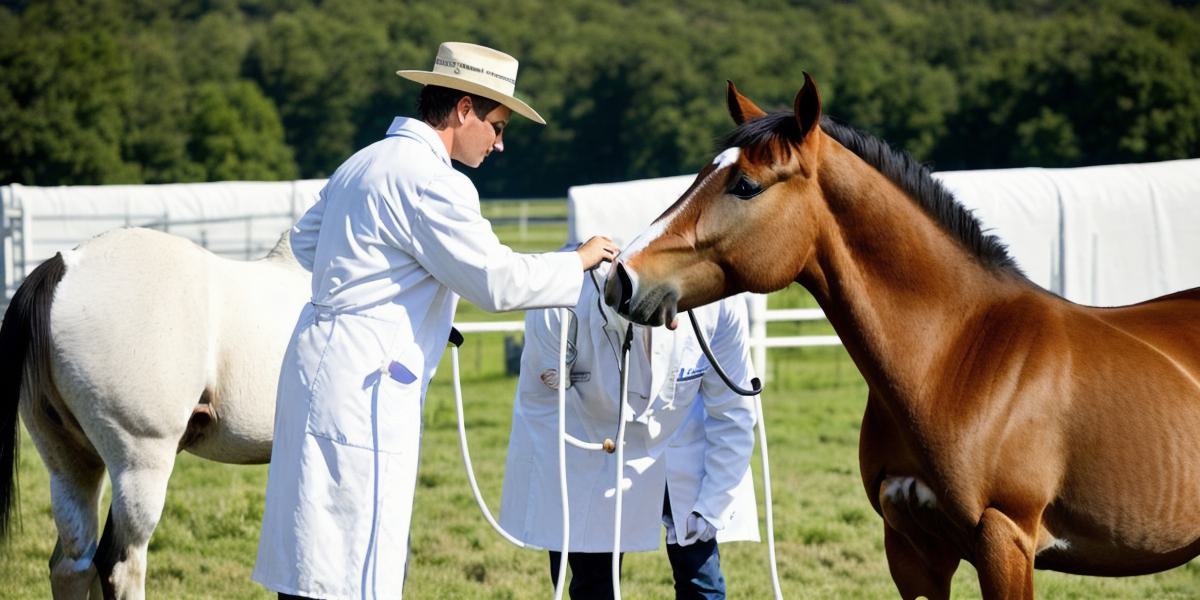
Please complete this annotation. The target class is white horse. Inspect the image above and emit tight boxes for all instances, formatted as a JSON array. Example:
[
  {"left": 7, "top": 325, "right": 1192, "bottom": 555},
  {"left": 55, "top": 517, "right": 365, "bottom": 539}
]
[{"left": 0, "top": 227, "right": 310, "bottom": 599}]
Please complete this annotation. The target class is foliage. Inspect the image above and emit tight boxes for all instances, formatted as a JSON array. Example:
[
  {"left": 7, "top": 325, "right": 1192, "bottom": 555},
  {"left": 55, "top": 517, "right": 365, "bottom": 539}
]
[{"left": 1, "top": 0, "right": 1197, "bottom": 193}]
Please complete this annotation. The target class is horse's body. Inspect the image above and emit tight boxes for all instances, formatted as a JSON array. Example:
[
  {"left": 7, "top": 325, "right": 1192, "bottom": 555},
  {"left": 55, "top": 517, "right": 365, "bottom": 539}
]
[
  {"left": 0, "top": 227, "right": 310, "bottom": 598},
  {"left": 605, "top": 77, "right": 1200, "bottom": 598}
]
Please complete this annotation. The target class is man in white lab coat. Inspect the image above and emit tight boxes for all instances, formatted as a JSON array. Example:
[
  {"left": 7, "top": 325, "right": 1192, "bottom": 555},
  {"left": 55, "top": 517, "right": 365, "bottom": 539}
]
[
  {"left": 500, "top": 264, "right": 759, "bottom": 599},
  {"left": 253, "top": 42, "right": 619, "bottom": 600}
]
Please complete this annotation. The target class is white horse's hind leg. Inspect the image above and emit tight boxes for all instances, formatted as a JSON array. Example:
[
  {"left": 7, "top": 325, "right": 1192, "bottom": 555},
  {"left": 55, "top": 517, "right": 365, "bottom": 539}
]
[
  {"left": 95, "top": 445, "right": 175, "bottom": 600},
  {"left": 45, "top": 463, "right": 106, "bottom": 599}
]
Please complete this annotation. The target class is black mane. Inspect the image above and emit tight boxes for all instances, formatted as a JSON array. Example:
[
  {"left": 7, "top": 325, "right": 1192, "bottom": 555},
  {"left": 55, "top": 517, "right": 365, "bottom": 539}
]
[{"left": 718, "top": 112, "right": 1022, "bottom": 275}]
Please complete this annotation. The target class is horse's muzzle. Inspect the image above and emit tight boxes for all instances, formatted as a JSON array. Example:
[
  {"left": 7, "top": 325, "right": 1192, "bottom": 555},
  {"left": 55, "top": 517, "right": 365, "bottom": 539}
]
[
  {"left": 605, "top": 261, "right": 678, "bottom": 327},
  {"left": 604, "top": 261, "right": 637, "bottom": 316}
]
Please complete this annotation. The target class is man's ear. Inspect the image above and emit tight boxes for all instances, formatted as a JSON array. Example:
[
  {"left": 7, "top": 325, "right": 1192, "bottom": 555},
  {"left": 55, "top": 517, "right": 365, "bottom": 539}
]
[{"left": 456, "top": 95, "right": 474, "bottom": 124}]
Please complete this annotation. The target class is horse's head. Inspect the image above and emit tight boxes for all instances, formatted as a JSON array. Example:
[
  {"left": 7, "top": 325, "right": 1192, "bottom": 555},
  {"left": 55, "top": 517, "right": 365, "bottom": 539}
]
[{"left": 605, "top": 75, "right": 824, "bottom": 327}]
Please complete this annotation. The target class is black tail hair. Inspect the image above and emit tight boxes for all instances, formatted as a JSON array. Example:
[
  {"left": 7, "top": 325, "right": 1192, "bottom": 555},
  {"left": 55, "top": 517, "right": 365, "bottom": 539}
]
[{"left": 0, "top": 253, "right": 66, "bottom": 539}]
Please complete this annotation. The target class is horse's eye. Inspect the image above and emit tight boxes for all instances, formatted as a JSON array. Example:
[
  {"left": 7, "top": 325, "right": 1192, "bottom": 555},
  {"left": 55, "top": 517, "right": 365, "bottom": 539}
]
[{"left": 729, "top": 176, "right": 763, "bottom": 200}]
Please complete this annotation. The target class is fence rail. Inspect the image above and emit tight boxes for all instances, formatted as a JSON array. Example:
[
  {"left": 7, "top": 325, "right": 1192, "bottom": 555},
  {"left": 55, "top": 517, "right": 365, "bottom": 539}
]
[{"left": 455, "top": 302, "right": 839, "bottom": 384}]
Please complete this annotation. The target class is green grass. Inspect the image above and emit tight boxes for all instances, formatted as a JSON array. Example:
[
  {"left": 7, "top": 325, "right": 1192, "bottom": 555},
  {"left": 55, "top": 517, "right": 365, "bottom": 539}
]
[
  {"left": 5, "top": 344, "right": 1199, "bottom": 598},
  {"left": 3, "top": 203, "right": 1199, "bottom": 597}
]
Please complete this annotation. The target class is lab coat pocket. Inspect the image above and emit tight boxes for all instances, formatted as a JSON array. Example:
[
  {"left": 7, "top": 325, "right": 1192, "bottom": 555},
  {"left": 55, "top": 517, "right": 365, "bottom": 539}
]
[
  {"left": 666, "top": 375, "right": 705, "bottom": 448},
  {"left": 305, "top": 315, "right": 424, "bottom": 455}
]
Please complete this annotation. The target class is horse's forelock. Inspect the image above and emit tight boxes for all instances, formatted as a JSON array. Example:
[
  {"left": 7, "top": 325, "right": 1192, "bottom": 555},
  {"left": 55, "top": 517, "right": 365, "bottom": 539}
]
[{"left": 716, "top": 111, "right": 799, "bottom": 166}]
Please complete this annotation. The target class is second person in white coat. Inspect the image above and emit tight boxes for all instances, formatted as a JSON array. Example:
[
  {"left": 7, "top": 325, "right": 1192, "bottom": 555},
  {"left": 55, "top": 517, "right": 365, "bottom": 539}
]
[{"left": 500, "top": 262, "right": 760, "bottom": 599}]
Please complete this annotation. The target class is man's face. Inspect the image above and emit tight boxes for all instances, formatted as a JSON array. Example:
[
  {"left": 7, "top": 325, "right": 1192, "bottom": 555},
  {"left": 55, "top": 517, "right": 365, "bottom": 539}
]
[{"left": 452, "top": 102, "right": 511, "bottom": 168}]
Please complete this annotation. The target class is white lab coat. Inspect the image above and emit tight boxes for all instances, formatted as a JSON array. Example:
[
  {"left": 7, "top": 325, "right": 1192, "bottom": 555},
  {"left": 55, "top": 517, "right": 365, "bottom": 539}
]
[
  {"left": 253, "top": 117, "right": 583, "bottom": 599},
  {"left": 499, "top": 267, "right": 759, "bottom": 552}
]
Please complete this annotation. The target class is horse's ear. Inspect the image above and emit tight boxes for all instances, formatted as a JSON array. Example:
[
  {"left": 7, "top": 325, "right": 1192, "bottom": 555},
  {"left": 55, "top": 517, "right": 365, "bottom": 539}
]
[
  {"left": 727, "top": 80, "right": 766, "bottom": 125},
  {"left": 793, "top": 72, "right": 821, "bottom": 139}
]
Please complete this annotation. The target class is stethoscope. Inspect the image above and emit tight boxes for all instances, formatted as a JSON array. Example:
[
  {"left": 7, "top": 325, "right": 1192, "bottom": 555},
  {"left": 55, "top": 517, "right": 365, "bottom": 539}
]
[{"left": 453, "top": 274, "right": 783, "bottom": 600}]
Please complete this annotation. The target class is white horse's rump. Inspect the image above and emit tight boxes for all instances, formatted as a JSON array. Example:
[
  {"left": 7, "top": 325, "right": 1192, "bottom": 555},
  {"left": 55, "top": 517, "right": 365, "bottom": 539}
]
[{"left": 0, "top": 227, "right": 310, "bottom": 598}]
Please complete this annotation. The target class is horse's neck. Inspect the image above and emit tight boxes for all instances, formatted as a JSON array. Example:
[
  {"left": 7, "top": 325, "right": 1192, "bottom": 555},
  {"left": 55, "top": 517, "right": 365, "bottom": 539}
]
[{"left": 799, "top": 142, "right": 1022, "bottom": 400}]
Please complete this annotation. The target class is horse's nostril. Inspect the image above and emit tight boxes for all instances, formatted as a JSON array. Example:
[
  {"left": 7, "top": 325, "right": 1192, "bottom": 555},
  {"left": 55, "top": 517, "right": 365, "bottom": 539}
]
[{"left": 614, "top": 262, "right": 634, "bottom": 313}]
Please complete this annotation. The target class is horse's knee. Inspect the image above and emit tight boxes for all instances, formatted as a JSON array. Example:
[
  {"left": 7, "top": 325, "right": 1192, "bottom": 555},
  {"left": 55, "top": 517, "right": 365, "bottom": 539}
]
[{"left": 973, "top": 507, "right": 1035, "bottom": 600}]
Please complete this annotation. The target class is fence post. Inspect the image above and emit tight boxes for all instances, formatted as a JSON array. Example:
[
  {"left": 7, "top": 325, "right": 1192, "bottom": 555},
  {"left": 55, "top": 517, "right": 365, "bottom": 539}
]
[
  {"left": 749, "top": 293, "right": 768, "bottom": 384},
  {"left": 0, "top": 186, "right": 10, "bottom": 298},
  {"left": 20, "top": 197, "right": 32, "bottom": 286},
  {"left": 519, "top": 201, "right": 528, "bottom": 241},
  {"left": 246, "top": 215, "right": 254, "bottom": 260}
]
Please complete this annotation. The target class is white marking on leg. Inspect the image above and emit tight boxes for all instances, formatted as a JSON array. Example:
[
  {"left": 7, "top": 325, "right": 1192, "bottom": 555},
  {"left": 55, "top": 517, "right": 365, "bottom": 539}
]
[
  {"left": 913, "top": 479, "right": 937, "bottom": 508},
  {"left": 1036, "top": 532, "right": 1071, "bottom": 554},
  {"left": 883, "top": 476, "right": 938, "bottom": 508}
]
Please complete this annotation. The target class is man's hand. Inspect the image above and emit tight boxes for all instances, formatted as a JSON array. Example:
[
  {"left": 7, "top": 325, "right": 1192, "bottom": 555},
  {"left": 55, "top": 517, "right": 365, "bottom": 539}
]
[
  {"left": 576, "top": 236, "right": 619, "bottom": 270},
  {"left": 680, "top": 511, "right": 717, "bottom": 546}
]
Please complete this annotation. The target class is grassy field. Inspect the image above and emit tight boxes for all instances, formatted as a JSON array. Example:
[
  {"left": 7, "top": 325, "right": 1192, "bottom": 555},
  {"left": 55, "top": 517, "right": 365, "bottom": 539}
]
[{"left": 2, "top": 201, "right": 1199, "bottom": 598}]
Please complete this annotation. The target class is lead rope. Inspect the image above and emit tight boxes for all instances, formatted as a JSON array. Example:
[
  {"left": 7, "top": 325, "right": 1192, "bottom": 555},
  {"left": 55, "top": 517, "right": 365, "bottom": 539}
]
[
  {"left": 452, "top": 318, "right": 573, "bottom": 600},
  {"left": 552, "top": 311, "right": 571, "bottom": 600},
  {"left": 756, "top": 392, "right": 783, "bottom": 600},
  {"left": 612, "top": 324, "right": 633, "bottom": 599},
  {"left": 687, "top": 309, "right": 783, "bottom": 599}
]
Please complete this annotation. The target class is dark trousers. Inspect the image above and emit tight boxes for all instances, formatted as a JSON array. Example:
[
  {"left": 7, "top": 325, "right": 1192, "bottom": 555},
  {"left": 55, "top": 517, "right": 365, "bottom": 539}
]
[
  {"left": 547, "top": 490, "right": 726, "bottom": 599},
  {"left": 548, "top": 551, "right": 624, "bottom": 600}
]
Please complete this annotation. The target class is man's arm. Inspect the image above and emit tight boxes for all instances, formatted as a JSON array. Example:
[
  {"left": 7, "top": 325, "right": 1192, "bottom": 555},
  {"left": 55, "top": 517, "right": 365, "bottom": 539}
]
[
  {"left": 395, "top": 174, "right": 584, "bottom": 312},
  {"left": 690, "top": 296, "right": 758, "bottom": 532},
  {"left": 289, "top": 187, "right": 328, "bottom": 272}
]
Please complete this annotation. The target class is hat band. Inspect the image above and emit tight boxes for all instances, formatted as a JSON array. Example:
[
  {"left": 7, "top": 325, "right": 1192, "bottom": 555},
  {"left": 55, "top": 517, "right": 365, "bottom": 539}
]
[{"left": 433, "top": 57, "right": 517, "bottom": 89}]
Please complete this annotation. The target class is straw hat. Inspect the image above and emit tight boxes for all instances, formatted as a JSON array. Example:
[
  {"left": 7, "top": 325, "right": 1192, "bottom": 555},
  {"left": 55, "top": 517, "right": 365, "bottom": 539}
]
[{"left": 397, "top": 42, "right": 545, "bottom": 125}]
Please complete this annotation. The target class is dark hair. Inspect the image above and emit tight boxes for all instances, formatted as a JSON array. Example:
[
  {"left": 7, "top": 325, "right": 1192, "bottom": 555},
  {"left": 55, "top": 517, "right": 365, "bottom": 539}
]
[{"left": 418, "top": 85, "right": 502, "bottom": 128}]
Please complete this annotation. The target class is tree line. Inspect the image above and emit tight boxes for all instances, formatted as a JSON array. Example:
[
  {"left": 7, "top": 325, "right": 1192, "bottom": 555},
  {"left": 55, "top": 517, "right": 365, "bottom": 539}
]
[{"left": 1, "top": 0, "right": 1197, "bottom": 197}]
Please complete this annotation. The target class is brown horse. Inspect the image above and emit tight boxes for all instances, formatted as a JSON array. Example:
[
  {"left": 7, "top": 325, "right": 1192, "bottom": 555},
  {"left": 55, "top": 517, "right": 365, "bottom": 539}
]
[{"left": 603, "top": 75, "right": 1200, "bottom": 599}]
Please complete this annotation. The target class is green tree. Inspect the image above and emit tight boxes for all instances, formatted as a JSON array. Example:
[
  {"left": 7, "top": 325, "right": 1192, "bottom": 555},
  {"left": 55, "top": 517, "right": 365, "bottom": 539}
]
[
  {"left": 188, "top": 80, "right": 297, "bottom": 180},
  {"left": 0, "top": 1, "right": 139, "bottom": 184}
]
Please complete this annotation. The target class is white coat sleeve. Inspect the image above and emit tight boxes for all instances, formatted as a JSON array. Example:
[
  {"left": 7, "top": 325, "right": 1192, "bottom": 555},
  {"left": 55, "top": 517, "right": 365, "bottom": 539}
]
[
  {"left": 290, "top": 186, "right": 327, "bottom": 272},
  {"left": 691, "top": 297, "right": 757, "bottom": 530},
  {"left": 405, "top": 174, "right": 583, "bottom": 312}
]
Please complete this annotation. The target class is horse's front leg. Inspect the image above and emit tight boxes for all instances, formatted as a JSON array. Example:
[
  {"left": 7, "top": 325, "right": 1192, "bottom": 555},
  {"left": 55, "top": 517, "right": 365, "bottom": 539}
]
[
  {"left": 876, "top": 476, "right": 961, "bottom": 600},
  {"left": 882, "top": 524, "right": 959, "bottom": 600},
  {"left": 973, "top": 507, "right": 1036, "bottom": 600}
]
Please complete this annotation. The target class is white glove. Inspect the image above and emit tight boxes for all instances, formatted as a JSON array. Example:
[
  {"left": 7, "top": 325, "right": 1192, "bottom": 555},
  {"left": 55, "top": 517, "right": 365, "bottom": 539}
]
[{"left": 679, "top": 511, "right": 717, "bottom": 546}]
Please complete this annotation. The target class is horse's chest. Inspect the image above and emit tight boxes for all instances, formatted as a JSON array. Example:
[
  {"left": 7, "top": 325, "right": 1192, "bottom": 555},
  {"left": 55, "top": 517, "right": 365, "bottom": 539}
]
[{"left": 859, "top": 395, "right": 982, "bottom": 524}]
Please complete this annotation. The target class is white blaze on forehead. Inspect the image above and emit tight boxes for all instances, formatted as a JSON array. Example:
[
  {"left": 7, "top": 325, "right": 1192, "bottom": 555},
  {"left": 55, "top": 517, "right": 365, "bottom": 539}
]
[
  {"left": 622, "top": 220, "right": 667, "bottom": 259},
  {"left": 712, "top": 147, "right": 741, "bottom": 169},
  {"left": 621, "top": 149, "right": 739, "bottom": 258}
]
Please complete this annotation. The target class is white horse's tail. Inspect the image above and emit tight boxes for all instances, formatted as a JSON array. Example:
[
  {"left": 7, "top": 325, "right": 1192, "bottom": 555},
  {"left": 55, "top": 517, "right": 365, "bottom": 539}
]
[{"left": 0, "top": 253, "right": 66, "bottom": 539}]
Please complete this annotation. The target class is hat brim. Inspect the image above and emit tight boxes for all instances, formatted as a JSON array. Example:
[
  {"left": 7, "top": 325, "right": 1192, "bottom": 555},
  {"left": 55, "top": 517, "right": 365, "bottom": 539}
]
[{"left": 397, "top": 70, "right": 546, "bottom": 125}]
